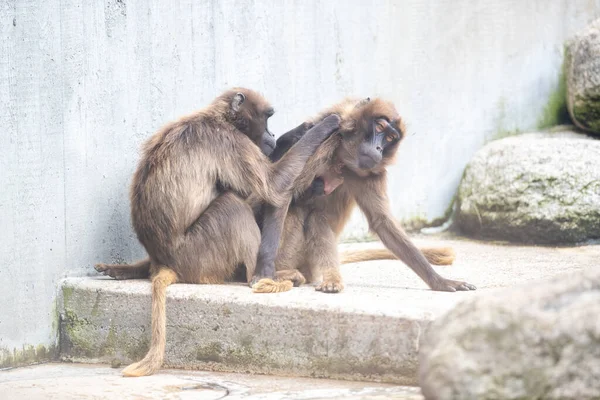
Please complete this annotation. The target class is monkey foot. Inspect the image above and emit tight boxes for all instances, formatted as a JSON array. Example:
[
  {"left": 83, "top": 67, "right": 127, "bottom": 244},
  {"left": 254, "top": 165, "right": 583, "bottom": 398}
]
[
  {"left": 275, "top": 269, "right": 306, "bottom": 287},
  {"left": 94, "top": 263, "right": 140, "bottom": 280},
  {"left": 251, "top": 278, "right": 293, "bottom": 294},
  {"left": 431, "top": 278, "right": 476, "bottom": 292},
  {"left": 315, "top": 280, "right": 344, "bottom": 293}
]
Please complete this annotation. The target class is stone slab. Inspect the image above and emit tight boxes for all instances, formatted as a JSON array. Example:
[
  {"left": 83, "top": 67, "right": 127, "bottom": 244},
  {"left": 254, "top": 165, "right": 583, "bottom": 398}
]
[{"left": 58, "top": 238, "right": 598, "bottom": 385}]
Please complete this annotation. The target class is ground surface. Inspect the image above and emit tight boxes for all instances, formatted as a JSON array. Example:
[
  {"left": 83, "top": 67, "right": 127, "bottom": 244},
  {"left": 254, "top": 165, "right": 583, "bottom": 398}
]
[
  {"left": 0, "top": 363, "right": 423, "bottom": 400},
  {"left": 7, "top": 236, "right": 599, "bottom": 398}
]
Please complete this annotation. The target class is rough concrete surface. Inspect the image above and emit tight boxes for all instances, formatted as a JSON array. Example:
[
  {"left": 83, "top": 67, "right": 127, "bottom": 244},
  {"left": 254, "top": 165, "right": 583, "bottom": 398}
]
[
  {"left": 456, "top": 131, "right": 600, "bottom": 244},
  {"left": 3, "top": 0, "right": 600, "bottom": 366},
  {"left": 0, "top": 363, "right": 424, "bottom": 400},
  {"left": 59, "top": 238, "right": 598, "bottom": 385},
  {"left": 419, "top": 267, "right": 600, "bottom": 400}
]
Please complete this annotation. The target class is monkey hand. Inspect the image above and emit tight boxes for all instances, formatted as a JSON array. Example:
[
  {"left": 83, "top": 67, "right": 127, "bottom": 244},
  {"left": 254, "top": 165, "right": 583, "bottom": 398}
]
[
  {"left": 305, "top": 114, "right": 341, "bottom": 142},
  {"left": 315, "top": 273, "right": 345, "bottom": 293},
  {"left": 431, "top": 278, "right": 476, "bottom": 292}
]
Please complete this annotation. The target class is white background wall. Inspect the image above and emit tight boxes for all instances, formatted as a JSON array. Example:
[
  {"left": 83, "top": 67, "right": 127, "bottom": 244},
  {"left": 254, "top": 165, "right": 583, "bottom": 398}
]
[{"left": 1, "top": 0, "right": 599, "bottom": 364}]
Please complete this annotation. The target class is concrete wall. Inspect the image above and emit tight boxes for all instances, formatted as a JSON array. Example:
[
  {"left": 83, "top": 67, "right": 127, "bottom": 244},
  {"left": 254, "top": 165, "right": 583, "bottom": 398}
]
[{"left": 1, "top": 0, "right": 599, "bottom": 366}]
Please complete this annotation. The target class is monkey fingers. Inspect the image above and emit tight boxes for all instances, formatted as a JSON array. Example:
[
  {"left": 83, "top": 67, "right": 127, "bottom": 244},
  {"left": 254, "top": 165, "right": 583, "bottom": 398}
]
[
  {"left": 315, "top": 270, "right": 344, "bottom": 293},
  {"left": 95, "top": 260, "right": 151, "bottom": 280},
  {"left": 431, "top": 278, "right": 477, "bottom": 292},
  {"left": 315, "top": 280, "right": 344, "bottom": 293}
]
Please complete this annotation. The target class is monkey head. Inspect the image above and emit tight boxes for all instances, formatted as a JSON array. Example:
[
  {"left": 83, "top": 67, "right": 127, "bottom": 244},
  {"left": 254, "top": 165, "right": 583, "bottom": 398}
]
[
  {"left": 336, "top": 98, "right": 405, "bottom": 176},
  {"left": 222, "top": 88, "right": 276, "bottom": 156}
]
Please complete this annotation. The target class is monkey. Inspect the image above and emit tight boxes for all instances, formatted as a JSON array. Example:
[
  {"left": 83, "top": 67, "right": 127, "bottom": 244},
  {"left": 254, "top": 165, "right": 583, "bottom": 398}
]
[
  {"left": 271, "top": 104, "right": 456, "bottom": 265},
  {"left": 251, "top": 97, "right": 475, "bottom": 294},
  {"left": 95, "top": 88, "right": 340, "bottom": 377}
]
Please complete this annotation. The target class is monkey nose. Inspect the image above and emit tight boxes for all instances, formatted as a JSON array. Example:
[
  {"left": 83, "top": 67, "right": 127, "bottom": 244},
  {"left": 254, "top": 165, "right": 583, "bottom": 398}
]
[{"left": 376, "top": 146, "right": 382, "bottom": 152}]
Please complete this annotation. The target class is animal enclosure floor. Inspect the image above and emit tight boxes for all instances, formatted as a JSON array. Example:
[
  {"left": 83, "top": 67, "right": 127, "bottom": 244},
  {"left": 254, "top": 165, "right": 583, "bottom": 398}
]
[
  {"left": 55, "top": 236, "right": 597, "bottom": 388},
  {"left": 0, "top": 363, "right": 423, "bottom": 399}
]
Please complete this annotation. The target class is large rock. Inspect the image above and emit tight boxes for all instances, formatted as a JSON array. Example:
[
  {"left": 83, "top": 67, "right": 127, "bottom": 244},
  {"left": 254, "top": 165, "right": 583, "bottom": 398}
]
[
  {"left": 419, "top": 267, "right": 600, "bottom": 400},
  {"left": 566, "top": 18, "right": 600, "bottom": 135},
  {"left": 456, "top": 131, "right": 600, "bottom": 244}
]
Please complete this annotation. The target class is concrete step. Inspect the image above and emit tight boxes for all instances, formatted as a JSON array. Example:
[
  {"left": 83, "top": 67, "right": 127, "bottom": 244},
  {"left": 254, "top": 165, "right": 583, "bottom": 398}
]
[{"left": 58, "top": 237, "right": 597, "bottom": 385}]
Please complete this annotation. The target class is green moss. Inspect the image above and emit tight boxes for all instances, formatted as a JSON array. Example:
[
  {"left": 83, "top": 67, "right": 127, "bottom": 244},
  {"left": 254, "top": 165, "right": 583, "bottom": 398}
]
[
  {"left": 309, "top": 354, "right": 414, "bottom": 384},
  {"left": 0, "top": 344, "right": 57, "bottom": 369},
  {"left": 196, "top": 342, "right": 224, "bottom": 363},
  {"left": 62, "top": 285, "right": 75, "bottom": 306},
  {"left": 62, "top": 310, "right": 95, "bottom": 358},
  {"left": 491, "top": 128, "right": 522, "bottom": 142},
  {"left": 572, "top": 95, "right": 600, "bottom": 132},
  {"left": 426, "top": 195, "right": 457, "bottom": 229},
  {"left": 537, "top": 59, "right": 571, "bottom": 129},
  {"left": 101, "top": 325, "right": 118, "bottom": 357},
  {"left": 50, "top": 298, "right": 59, "bottom": 339},
  {"left": 91, "top": 292, "right": 101, "bottom": 317},
  {"left": 195, "top": 340, "right": 276, "bottom": 367},
  {"left": 125, "top": 337, "right": 149, "bottom": 361},
  {"left": 194, "top": 338, "right": 414, "bottom": 384},
  {"left": 61, "top": 306, "right": 149, "bottom": 362}
]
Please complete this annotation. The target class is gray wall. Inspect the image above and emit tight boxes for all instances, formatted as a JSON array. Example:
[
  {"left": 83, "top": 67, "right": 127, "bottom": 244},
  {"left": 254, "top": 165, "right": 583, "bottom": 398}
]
[{"left": 1, "top": 0, "right": 599, "bottom": 365}]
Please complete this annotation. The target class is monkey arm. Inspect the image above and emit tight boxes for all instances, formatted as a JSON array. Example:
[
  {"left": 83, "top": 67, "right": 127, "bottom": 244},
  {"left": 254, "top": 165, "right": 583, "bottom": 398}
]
[
  {"left": 266, "top": 115, "right": 340, "bottom": 204},
  {"left": 215, "top": 117, "right": 338, "bottom": 209},
  {"left": 271, "top": 118, "right": 343, "bottom": 198},
  {"left": 290, "top": 134, "right": 342, "bottom": 199},
  {"left": 269, "top": 122, "right": 314, "bottom": 162},
  {"left": 348, "top": 174, "right": 475, "bottom": 292},
  {"left": 252, "top": 200, "right": 291, "bottom": 282},
  {"left": 250, "top": 117, "right": 340, "bottom": 283}
]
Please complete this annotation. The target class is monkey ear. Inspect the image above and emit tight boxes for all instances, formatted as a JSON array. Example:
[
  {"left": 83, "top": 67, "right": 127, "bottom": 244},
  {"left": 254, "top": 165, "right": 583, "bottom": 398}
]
[{"left": 232, "top": 93, "right": 246, "bottom": 112}]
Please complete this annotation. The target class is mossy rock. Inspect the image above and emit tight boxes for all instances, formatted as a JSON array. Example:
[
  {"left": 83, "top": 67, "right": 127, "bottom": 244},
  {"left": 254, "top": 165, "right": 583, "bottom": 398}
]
[
  {"left": 566, "top": 18, "right": 600, "bottom": 135},
  {"left": 456, "top": 131, "right": 600, "bottom": 244},
  {"left": 419, "top": 268, "right": 600, "bottom": 400}
]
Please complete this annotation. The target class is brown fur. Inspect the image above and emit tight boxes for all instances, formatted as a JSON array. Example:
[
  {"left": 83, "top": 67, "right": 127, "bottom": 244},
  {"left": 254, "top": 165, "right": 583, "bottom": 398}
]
[
  {"left": 96, "top": 88, "right": 340, "bottom": 377},
  {"left": 340, "top": 247, "right": 456, "bottom": 266},
  {"left": 254, "top": 97, "right": 475, "bottom": 294},
  {"left": 122, "top": 267, "right": 177, "bottom": 377}
]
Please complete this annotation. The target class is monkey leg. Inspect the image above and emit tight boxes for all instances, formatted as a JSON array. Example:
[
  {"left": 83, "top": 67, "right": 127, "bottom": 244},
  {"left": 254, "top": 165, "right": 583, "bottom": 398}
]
[
  {"left": 252, "top": 207, "right": 306, "bottom": 294},
  {"left": 95, "top": 258, "right": 151, "bottom": 280},
  {"left": 251, "top": 201, "right": 291, "bottom": 287},
  {"left": 305, "top": 212, "right": 344, "bottom": 294},
  {"left": 174, "top": 192, "right": 261, "bottom": 285}
]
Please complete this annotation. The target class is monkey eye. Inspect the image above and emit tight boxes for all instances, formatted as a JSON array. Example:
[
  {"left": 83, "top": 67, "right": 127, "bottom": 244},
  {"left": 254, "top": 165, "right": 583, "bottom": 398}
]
[
  {"left": 375, "top": 119, "right": 387, "bottom": 133},
  {"left": 385, "top": 135, "right": 395, "bottom": 143}
]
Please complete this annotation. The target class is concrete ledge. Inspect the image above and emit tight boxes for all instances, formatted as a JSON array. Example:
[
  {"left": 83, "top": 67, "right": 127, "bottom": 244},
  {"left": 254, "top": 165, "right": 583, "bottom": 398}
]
[
  {"left": 59, "top": 278, "right": 461, "bottom": 385},
  {"left": 59, "top": 238, "right": 597, "bottom": 385}
]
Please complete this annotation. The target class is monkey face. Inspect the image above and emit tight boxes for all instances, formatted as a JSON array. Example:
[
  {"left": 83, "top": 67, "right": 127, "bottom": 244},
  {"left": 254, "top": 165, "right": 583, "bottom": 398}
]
[
  {"left": 357, "top": 117, "right": 402, "bottom": 169},
  {"left": 258, "top": 106, "right": 276, "bottom": 156},
  {"left": 340, "top": 113, "right": 403, "bottom": 175},
  {"left": 228, "top": 90, "right": 276, "bottom": 156},
  {"left": 260, "top": 129, "right": 276, "bottom": 156}
]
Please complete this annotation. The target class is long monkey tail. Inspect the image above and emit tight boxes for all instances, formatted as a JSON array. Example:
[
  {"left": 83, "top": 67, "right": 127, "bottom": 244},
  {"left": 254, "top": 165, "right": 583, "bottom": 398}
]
[
  {"left": 122, "top": 266, "right": 177, "bottom": 377},
  {"left": 340, "top": 246, "right": 456, "bottom": 266},
  {"left": 252, "top": 278, "right": 294, "bottom": 294}
]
